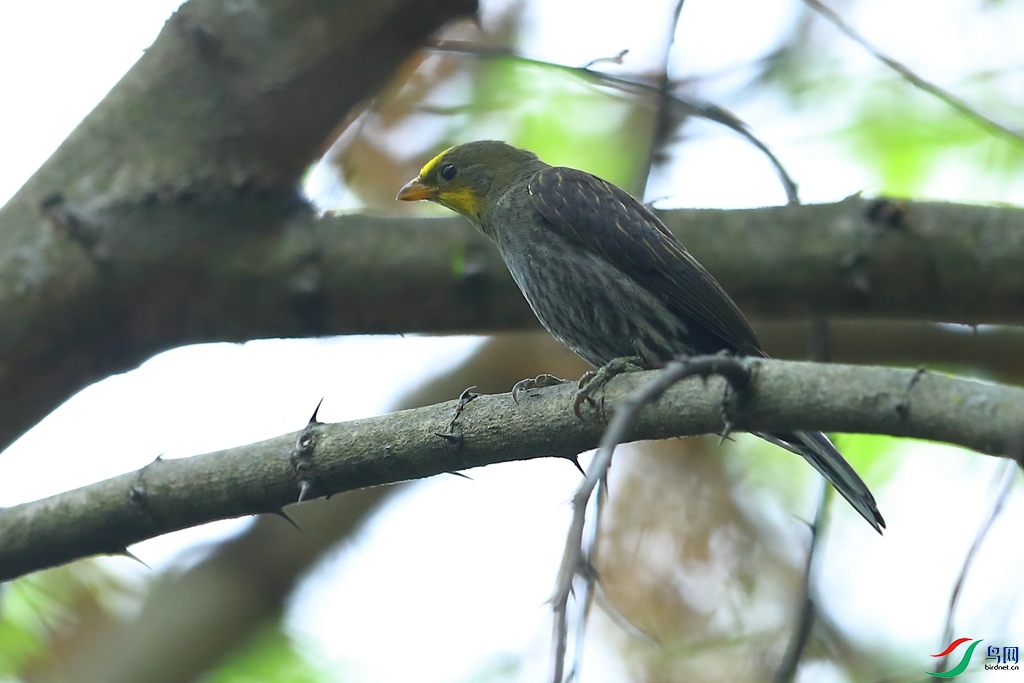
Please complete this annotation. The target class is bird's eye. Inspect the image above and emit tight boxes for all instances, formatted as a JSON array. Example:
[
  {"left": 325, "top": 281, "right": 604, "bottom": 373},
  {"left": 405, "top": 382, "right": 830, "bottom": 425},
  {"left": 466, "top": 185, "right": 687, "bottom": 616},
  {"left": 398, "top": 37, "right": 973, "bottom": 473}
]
[{"left": 440, "top": 164, "right": 458, "bottom": 181}]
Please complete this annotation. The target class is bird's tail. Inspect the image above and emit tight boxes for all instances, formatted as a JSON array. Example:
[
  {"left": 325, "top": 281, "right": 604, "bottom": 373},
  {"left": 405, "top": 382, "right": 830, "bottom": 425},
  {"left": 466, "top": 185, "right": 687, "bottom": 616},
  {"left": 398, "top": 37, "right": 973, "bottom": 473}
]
[{"left": 755, "top": 430, "right": 885, "bottom": 533}]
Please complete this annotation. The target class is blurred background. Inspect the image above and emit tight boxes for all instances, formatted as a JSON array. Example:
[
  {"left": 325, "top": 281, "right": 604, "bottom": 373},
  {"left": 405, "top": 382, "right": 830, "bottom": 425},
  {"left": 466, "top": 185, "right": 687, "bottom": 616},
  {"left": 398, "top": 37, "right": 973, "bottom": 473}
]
[{"left": 2, "top": 0, "right": 1024, "bottom": 681}]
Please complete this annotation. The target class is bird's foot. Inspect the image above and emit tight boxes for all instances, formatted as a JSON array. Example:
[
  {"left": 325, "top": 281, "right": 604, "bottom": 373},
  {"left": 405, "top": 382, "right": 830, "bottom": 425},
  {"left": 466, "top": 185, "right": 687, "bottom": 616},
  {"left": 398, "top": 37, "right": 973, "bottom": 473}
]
[
  {"left": 511, "top": 373, "right": 569, "bottom": 402},
  {"left": 573, "top": 356, "right": 645, "bottom": 418}
]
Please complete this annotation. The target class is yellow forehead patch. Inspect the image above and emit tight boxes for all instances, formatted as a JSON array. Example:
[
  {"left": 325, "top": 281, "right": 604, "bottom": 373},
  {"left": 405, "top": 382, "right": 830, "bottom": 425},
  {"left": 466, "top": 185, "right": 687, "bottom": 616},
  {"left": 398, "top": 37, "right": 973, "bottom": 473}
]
[{"left": 418, "top": 146, "right": 455, "bottom": 179}]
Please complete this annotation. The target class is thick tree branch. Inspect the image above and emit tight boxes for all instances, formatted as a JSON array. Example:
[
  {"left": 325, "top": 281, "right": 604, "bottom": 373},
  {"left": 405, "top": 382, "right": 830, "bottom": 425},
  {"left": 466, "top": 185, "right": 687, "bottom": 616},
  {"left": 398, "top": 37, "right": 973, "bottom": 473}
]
[
  {"left": 4, "top": 195, "right": 1024, "bottom": 454},
  {"left": 0, "top": 0, "right": 478, "bottom": 451},
  {"left": 2, "top": 358, "right": 1022, "bottom": 580},
  {"left": 756, "top": 320, "right": 1024, "bottom": 382},
  {"left": 1, "top": 2, "right": 1020, "bottom": 467}
]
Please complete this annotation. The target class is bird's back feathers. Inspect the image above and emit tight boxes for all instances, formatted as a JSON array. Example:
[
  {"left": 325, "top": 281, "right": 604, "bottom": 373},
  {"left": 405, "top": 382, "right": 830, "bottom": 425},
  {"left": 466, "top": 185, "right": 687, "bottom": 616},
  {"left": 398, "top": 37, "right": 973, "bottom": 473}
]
[{"left": 527, "top": 166, "right": 763, "bottom": 358}]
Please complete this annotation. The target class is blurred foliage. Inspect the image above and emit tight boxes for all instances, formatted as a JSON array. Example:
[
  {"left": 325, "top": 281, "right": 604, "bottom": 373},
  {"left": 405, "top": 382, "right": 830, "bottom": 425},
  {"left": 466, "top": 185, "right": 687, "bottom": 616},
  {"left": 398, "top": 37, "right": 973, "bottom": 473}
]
[
  {"left": 729, "top": 433, "right": 816, "bottom": 504},
  {"left": 453, "top": 653, "right": 521, "bottom": 683},
  {"left": 0, "top": 562, "right": 141, "bottom": 679},
  {"left": 843, "top": 81, "right": 1024, "bottom": 196},
  {"left": 322, "top": 57, "right": 655, "bottom": 211},
  {"left": 831, "top": 432, "right": 905, "bottom": 481},
  {"left": 465, "top": 58, "right": 655, "bottom": 192},
  {"left": 598, "top": 439, "right": 866, "bottom": 681},
  {"left": 201, "top": 624, "right": 329, "bottom": 683}
]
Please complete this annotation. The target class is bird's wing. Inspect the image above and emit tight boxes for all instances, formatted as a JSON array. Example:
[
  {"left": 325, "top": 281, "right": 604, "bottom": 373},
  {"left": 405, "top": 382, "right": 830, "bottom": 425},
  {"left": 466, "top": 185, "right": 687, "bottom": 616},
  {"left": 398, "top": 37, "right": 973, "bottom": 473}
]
[{"left": 527, "top": 166, "right": 764, "bottom": 357}]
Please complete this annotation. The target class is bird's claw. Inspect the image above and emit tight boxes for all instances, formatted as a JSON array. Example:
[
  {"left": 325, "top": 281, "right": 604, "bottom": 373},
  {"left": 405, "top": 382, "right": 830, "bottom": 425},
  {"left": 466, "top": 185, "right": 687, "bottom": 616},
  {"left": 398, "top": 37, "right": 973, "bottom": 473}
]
[
  {"left": 511, "top": 373, "right": 569, "bottom": 402},
  {"left": 573, "top": 356, "right": 645, "bottom": 419},
  {"left": 572, "top": 382, "right": 599, "bottom": 419}
]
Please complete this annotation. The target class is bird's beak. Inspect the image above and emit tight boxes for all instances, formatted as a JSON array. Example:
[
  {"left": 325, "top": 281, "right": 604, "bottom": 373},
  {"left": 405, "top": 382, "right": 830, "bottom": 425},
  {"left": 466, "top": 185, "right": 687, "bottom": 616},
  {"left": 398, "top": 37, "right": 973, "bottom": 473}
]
[{"left": 396, "top": 178, "right": 437, "bottom": 202}]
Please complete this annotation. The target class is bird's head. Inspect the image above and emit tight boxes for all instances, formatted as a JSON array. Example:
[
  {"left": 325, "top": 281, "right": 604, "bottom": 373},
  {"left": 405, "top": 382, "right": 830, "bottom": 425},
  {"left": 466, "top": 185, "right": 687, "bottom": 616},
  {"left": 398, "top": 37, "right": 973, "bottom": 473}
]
[{"left": 396, "top": 140, "right": 544, "bottom": 224}]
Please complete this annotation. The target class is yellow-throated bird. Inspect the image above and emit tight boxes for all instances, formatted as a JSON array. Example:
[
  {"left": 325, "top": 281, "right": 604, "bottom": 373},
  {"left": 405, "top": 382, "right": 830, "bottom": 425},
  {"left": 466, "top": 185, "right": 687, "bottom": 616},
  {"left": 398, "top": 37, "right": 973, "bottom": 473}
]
[{"left": 398, "top": 140, "right": 884, "bottom": 532}]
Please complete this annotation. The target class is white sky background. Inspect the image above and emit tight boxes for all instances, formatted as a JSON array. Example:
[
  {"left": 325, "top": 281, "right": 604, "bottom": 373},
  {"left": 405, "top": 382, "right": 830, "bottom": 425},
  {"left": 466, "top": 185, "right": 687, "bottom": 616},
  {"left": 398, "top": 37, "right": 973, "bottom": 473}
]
[{"left": 2, "top": 1, "right": 1024, "bottom": 682}]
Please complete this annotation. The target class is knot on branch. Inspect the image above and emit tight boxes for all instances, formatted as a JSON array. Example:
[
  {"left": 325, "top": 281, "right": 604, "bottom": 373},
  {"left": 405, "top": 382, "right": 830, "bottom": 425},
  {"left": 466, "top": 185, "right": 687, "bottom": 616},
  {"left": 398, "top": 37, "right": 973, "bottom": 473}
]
[
  {"left": 291, "top": 400, "right": 325, "bottom": 503},
  {"left": 40, "top": 192, "right": 106, "bottom": 258}
]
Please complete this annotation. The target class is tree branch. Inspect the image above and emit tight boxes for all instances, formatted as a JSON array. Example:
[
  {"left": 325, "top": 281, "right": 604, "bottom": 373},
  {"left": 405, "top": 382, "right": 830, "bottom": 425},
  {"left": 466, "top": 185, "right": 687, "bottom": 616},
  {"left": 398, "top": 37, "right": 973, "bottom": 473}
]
[
  {"left": 0, "top": 0, "right": 479, "bottom": 451},
  {"left": 756, "top": 320, "right": 1024, "bottom": 382},
  {"left": 4, "top": 195, "right": 1024, "bottom": 454},
  {"left": 38, "top": 329, "right": 552, "bottom": 683},
  {"left": 2, "top": 3, "right": 1022, "bottom": 464},
  {"left": 2, "top": 358, "right": 1022, "bottom": 580}
]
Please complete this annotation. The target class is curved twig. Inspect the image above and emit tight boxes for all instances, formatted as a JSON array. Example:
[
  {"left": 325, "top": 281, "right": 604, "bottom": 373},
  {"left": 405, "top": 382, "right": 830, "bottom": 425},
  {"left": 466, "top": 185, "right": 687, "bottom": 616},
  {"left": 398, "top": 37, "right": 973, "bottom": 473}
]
[
  {"left": 803, "top": 0, "right": 1024, "bottom": 147},
  {"left": 426, "top": 41, "right": 800, "bottom": 203},
  {"left": 549, "top": 356, "right": 752, "bottom": 683},
  {"left": 935, "top": 456, "right": 1019, "bottom": 672}
]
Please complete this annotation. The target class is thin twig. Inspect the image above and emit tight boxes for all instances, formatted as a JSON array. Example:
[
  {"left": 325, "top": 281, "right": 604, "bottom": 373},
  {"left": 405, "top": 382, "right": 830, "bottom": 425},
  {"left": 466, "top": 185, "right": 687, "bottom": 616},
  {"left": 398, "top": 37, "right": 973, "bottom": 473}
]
[
  {"left": 774, "top": 480, "right": 830, "bottom": 683},
  {"left": 643, "top": 0, "right": 688, "bottom": 197},
  {"left": 426, "top": 41, "right": 800, "bottom": 204},
  {"left": 549, "top": 356, "right": 751, "bottom": 683},
  {"left": 773, "top": 317, "right": 831, "bottom": 682},
  {"left": 935, "top": 455, "right": 1019, "bottom": 672},
  {"left": 593, "top": 581, "right": 661, "bottom": 647},
  {"left": 567, "top": 479, "right": 604, "bottom": 683},
  {"left": 803, "top": 0, "right": 1024, "bottom": 147}
]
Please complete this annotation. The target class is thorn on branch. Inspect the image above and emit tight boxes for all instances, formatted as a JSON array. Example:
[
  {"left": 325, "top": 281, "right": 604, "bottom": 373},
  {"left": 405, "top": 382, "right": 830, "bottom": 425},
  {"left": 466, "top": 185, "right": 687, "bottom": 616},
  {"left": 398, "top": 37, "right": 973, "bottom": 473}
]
[
  {"left": 272, "top": 508, "right": 301, "bottom": 530},
  {"left": 307, "top": 397, "right": 325, "bottom": 426},
  {"left": 296, "top": 479, "right": 313, "bottom": 504},
  {"left": 718, "top": 421, "right": 735, "bottom": 447},
  {"left": 566, "top": 455, "right": 586, "bottom": 477},
  {"left": 117, "top": 548, "right": 150, "bottom": 569},
  {"left": 434, "top": 431, "right": 463, "bottom": 446}
]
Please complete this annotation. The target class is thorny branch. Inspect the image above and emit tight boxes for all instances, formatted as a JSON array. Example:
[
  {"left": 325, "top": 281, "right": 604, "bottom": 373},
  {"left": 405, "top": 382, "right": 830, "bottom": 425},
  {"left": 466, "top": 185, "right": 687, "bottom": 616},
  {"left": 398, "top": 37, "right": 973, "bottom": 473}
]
[
  {"left": 3, "top": 359, "right": 1024, "bottom": 581},
  {"left": 550, "top": 356, "right": 752, "bottom": 683}
]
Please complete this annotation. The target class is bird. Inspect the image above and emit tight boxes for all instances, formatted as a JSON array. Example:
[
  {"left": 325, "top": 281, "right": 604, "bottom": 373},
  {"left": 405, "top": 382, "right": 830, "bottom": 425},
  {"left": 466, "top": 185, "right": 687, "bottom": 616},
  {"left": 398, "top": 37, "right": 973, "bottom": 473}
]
[{"left": 397, "top": 140, "right": 884, "bottom": 532}]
